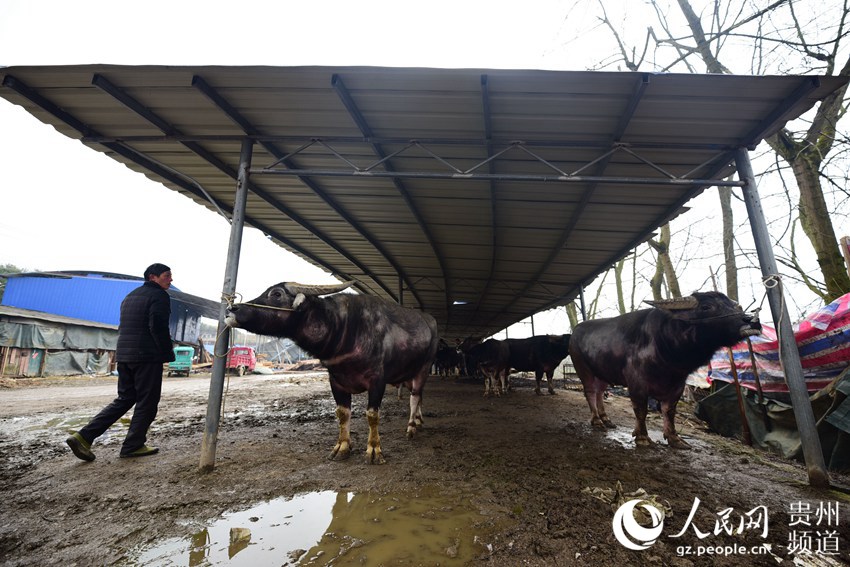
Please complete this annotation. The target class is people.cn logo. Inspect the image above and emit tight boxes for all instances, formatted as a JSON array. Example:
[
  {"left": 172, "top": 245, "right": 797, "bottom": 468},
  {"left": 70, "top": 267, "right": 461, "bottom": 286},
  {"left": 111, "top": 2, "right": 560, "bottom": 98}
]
[{"left": 613, "top": 499, "right": 665, "bottom": 550}]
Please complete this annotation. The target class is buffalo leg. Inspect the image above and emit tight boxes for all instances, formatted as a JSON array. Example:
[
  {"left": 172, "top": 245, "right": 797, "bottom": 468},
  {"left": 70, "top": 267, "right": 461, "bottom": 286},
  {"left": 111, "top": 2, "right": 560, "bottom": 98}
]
[
  {"left": 328, "top": 381, "right": 352, "bottom": 460},
  {"left": 546, "top": 369, "right": 557, "bottom": 395},
  {"left": 596, "top": 390, "right": 614, "bottom": 427},
  {"left": 483, "top": 368, "right": 499, "bottom": 397},
  {"left": 499, "top": 368, "right": 508, "bottom": 395},
  {"left": 365, "top": 382, "right": 387, "bottom": 465},
  {"left": 661, "top": 399, "right": 691, "bottom": 450},
  {"left": 582, "top": 376, "right": 614, "bottom": 428},
  {"left": 630, "top": 397, "right": 652, "bottom": 447},
  {"left": 536, "top": 369, "right": 557, "bottom": 395},
  {"left": 584, "top": 388, "right": 606, "bottom": 428},
  {"left": 407, "top": 374, "right": 426, "bottom": 437}
]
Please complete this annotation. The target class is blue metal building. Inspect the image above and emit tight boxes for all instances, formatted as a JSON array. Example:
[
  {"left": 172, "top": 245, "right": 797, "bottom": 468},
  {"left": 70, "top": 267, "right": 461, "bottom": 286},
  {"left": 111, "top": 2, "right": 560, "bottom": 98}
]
[{"left": 1, "top": 271, "right": 219, "bottom": 343}]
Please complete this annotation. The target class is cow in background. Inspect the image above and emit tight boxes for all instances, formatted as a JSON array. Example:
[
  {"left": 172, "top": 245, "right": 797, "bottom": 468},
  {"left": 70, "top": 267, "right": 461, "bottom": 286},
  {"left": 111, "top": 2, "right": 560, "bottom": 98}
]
[
  {"left": 465, "top": 338, "right": 510, "bottom": 396},
  {"left": 570, "top": 291, "right": 760, "bottom": 449},
  {"left": 505, "top": 334, "right": 571, "bottom": 395},
  {"left": 434, "top": 341, "right": 463, "bottom": 377}
]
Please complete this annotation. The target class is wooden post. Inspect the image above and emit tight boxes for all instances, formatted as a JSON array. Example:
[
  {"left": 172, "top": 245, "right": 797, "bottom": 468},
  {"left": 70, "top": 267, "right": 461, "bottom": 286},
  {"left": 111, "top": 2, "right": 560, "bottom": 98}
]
[{"left": 726, "top": 348, "right": 752, "bottom": 446}]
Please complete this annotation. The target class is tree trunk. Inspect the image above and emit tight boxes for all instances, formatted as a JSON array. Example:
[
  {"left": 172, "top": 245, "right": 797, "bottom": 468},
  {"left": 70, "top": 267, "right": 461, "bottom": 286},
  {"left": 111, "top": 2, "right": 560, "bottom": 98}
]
[
  {"left": 566, "top": 303, "right": 579, "bottom": 330},
  {"left": 790, "top": 155, "right": 850, "bottom": 301},
  {"left": 614, "top": 257, "right": 627, "bottom": 315},
  {"left": 649, "top": 223, "right": 682, "bottom": 299},
  {"left": 719, "top": 186, "right": 739, "bottom": 302}
]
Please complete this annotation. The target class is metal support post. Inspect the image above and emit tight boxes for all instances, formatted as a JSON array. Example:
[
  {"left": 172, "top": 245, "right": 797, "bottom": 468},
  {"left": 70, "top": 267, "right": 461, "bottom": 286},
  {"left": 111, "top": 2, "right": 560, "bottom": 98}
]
[
  {"left": 735, "top": 147, "right": 829, "bottom": 487},
  {"left": 199, "top": 138, "right": 253, "bottom": 472}
]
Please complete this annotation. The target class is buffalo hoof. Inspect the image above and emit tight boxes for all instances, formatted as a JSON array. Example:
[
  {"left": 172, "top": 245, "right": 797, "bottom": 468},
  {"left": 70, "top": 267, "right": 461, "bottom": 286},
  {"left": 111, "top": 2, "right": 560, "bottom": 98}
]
[
  {"left": 548, "top": 389, "right": 557, "bottom": 395},
  {"left": 366, "top": 446, "right": 386, "bottom": 465},
  {"left": 406, "top": 425, "right": 417, "bottom": 438},
  {"left": 590, "top": 417, "right": 607, "bottom": 429},
  {"left": 602, "top": 419, "right": 616, "bottom": 429},
  {"left": 329, "top": 442, "right": 351, "bottom": 461},
  {"left": 634, "top": 435, "right": 653, "bottom": 447},
  {"left": 666, "top": 436, "right": 692, "bottom": 450},
  {"left": 534, "top": 388, "right": 542, "bottom": 395}
]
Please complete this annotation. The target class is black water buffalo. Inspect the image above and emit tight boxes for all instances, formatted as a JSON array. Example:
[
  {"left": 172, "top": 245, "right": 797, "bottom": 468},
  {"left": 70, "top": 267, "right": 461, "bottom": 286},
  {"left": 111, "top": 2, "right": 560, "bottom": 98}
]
[
  {"left": 569, "top": 291, "right": 760, "bottom": 449},
  {"left": 225, "top": 281, "right": 439, "bottom": 464},
  {"left": 466, "top": 338, "right": 510, "bottom": 396},
  {"left": 505, "top": 334, "right": 571, "bottom": 395},
  {"left": 434, "top": 342, "right": 463, "bottom": 377}
]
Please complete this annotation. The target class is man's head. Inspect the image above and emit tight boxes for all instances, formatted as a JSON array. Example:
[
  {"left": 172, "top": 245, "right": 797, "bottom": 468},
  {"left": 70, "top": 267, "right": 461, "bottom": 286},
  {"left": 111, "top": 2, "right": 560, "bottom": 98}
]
[{"left": 144, "top": 263, "right": 173, "bottom": 290}]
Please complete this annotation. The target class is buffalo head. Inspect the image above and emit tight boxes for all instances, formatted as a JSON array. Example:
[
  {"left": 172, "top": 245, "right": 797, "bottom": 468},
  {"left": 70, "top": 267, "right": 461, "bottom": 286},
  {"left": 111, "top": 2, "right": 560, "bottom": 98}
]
[
  {"left": 645, "top": 291, "right": 761, "bottom": 345},
  {"left": 225, "top": 280, "right": 353, "bottom": 336}
]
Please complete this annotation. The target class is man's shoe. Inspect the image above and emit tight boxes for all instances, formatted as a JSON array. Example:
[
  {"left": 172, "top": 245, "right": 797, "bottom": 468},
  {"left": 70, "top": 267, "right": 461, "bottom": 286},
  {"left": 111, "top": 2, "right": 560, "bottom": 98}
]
[
  {"left": 120, "top": 445, "right": 159, "bottom": 458},
  {"left": 66, "top": 432, "right": 95, "bottom": 462}
]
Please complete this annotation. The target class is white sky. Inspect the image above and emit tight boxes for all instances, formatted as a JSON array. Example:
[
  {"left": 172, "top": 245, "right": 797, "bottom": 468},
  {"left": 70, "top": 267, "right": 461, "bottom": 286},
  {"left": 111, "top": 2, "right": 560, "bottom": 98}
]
[
  {"left": 0, "top": 0, "right": 591, "bottom": 335},
  {"left": 0, "top": 1, "right": 838, "bottom": 336}
]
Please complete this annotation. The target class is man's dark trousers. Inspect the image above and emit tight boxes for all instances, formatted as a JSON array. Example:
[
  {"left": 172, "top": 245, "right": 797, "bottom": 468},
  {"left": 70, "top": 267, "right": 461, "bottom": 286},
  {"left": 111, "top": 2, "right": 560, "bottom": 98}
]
[{"left": 78, "top": 362, "right": 163, "bottom": 454}]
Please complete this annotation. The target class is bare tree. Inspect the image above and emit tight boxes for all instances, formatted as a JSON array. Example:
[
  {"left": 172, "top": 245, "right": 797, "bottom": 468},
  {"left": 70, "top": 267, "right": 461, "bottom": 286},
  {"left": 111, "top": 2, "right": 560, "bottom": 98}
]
[
  {"left": 648, "top": 223, "right": 683, "bottom": 299},
  {"left": 581, "top": 0, "right": 850, "bottom": 302},
  {"left": 719, "top": 185, "right": 739, "bottom": 301}
]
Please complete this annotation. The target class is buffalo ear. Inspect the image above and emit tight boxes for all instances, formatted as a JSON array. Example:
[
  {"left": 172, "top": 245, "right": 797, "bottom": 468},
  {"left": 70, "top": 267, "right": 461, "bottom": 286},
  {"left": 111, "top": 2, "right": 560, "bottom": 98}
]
[
  {"left": 292, "top": 293, "right": 307, "bottom": 309},
  {"left": 645, "top": 296, "right": 699, "bottom": 311}
]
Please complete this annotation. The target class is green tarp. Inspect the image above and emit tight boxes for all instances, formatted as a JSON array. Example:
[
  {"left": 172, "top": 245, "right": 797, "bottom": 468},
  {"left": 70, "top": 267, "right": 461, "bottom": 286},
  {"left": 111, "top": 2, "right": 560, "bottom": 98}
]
[
  {"left": 0, "top": 320, "right": 116, "bottom": 350},
  {"left": 695, "top": 368, "right": 850, "bottom": 471}
]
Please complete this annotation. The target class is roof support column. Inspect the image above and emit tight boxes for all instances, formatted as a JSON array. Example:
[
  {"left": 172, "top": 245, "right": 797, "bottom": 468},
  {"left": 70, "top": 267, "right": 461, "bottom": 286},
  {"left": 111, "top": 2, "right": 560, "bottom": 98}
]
[
  {"left": 735, "top": 147, "right": 829, "bottom": 487},
  {"left": 200, "top": 138, "right": 253, "bottom": 472}
]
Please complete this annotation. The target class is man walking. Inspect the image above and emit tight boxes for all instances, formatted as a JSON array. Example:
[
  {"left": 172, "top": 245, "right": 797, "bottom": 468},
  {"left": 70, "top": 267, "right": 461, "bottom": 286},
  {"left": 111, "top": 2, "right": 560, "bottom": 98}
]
[{"left": 66, "top": 263, "right": 176, "bottom": 460}]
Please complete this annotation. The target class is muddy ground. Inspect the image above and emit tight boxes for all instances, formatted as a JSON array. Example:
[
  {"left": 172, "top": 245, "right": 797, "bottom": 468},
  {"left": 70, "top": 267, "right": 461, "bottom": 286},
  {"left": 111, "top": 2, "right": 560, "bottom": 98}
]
[{"left": 1, "top": 370, "right": 849, "bottom": 566}]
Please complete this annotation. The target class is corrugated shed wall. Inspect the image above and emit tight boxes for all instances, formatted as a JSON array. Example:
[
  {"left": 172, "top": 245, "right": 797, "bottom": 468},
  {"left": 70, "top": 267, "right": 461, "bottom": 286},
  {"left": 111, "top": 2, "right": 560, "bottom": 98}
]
[
  {"left": 0, "top": 274, "right": 207, "bottom": 343},
  {"left": 2, "top": 275, "right": 139, "bottom": 325}
]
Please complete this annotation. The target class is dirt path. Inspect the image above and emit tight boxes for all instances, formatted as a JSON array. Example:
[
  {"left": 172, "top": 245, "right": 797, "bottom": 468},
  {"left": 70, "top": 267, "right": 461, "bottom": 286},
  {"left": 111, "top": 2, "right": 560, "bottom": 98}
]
[{"left": 1, "top": 372, "right": 848, "bottom": 566}]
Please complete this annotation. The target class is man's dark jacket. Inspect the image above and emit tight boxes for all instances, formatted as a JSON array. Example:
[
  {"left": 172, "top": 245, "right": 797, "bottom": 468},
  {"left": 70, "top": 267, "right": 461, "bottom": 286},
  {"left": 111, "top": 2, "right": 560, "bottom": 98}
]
[{"left": 116, "top": 281, "right": 175, "bottom": 363}]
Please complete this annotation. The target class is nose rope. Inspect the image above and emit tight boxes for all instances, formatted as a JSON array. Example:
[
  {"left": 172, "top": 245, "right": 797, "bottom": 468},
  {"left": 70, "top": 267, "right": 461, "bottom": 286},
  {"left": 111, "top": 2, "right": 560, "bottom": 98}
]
[{"left": 237, "top": 302, "right": 296, "bottom": 312}]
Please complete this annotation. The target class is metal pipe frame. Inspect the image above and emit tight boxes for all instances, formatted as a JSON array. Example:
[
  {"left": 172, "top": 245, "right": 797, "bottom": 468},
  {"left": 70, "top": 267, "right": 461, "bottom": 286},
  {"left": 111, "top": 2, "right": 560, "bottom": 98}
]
[
  {"left": 736, "top": 146, "right": 829, "bottom": 488},
  {"left": 200, "top": 138, "right": 253, "bottom": 473}
]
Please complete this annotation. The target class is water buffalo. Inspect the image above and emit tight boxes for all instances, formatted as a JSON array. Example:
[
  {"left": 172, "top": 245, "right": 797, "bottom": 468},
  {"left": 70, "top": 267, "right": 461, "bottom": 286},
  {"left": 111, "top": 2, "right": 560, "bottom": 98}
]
[
  {"left": 505, "top": 334, "right": 571, "bottom": 395},
  {"left": 225, "top": 281, "right": 439, "bottom": 464},
  {"left": 466, "top": 338, "right": 510, "bottom": 396},
  {"left": 569, "top": 291, "right": 760, "bottom": 449},
  {"left": 434, "top": 341, "right": 463, "bottom": 377}
]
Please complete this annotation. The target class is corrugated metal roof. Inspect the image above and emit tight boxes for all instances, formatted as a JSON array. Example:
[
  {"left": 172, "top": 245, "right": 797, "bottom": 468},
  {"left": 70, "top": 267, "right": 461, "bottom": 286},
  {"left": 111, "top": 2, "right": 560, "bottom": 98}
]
[{"left": 1, "top": 65, "right": 846, "bottom": 341}]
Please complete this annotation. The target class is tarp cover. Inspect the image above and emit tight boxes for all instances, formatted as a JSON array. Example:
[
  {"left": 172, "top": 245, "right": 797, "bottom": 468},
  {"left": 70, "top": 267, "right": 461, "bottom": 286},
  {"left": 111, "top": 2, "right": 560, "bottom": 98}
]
[
  {"left": 0, "top": 321, "right": 65, "bottom": 349},
  {"left": 708, "top": 293, "right": 850, "bottom": 393},
  {"left": 43, "top": 351, "right": 111, "bottom": 376},
  {"left": 695, "top": 367, "right": 850, "bottom": 471},
  {"left": 0, "top": 321, "right": 117, "bottom": 350}
]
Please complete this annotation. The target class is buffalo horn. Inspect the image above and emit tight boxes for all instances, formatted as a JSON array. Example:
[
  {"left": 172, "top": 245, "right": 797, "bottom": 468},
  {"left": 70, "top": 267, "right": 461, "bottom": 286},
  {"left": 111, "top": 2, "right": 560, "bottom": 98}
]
[
  {"left": 284, "top": 281, "right": 354, "bottom": 296},
  {"left": 644, "top": 296, "right": 698, "bottom": 310}
]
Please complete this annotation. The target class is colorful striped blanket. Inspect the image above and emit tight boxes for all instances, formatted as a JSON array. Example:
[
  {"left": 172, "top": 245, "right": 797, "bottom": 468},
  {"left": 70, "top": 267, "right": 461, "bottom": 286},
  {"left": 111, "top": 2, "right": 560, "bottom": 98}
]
[{"left": 707, "top": 293, "right": 850, "bottom": 393}]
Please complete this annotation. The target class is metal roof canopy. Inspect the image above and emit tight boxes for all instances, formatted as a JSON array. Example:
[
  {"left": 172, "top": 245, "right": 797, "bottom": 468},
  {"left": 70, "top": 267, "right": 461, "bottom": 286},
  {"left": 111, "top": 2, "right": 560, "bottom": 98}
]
[
  {"left": 2, "top": 65, "right": 845, "bottom": 342},
  {"left": 2, "top": 65, "right": 845, "bottom": 485}
]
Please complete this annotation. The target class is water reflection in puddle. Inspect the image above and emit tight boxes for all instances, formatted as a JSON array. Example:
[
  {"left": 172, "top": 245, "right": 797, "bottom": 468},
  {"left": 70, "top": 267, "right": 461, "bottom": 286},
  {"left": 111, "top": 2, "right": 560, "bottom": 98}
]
[
  {"left": 604, "top": 427, "right": 704, "bottom": 449},
  {"left": 128, "top": 488, "right": 486, "bottom": 566}
]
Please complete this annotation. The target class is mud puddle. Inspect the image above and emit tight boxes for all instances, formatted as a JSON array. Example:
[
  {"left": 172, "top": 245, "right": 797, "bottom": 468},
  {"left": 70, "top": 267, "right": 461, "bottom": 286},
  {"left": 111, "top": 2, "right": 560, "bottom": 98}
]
[{"left": 126, "top": 486, "right": 492, "bottom": 566}]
